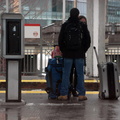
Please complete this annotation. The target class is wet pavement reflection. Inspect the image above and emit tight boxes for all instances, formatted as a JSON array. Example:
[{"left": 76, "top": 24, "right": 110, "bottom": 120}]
[{"left": 0, "top": 94, "right": 120, "bottom": 120}]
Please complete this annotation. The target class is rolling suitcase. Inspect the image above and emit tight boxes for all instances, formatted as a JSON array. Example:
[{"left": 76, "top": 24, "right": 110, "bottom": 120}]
[
  {"left": 45, "top": 57, "right": 63, "bottom": 99},
  {"left": 93, "top": 46, "right": 120, "bottom": 99}
]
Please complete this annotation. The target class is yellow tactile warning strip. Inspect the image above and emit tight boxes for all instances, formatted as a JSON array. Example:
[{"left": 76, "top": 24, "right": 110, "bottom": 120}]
[
  {"left": 0, "top": 90, "right": 99, "bottom": 94},
  {"left": 85, "top": 80, "right": 100, "bottom": 83},
  {"left": 0, "top": 79, "right": 100, "bottom": 83},
  {"left": 1, "top": 79, "right": 120, "bottom": 83},
  {"left": 0, "top": 79, "right": 100, "bottom": 94},
  {"left": 0, "top": 79, "right": 46, "bottom": 82},
  {"left": 0, "top": 80, "right": 6, "bottom": 82}
]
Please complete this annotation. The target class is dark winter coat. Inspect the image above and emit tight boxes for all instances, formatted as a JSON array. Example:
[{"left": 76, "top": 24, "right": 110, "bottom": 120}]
[{"left": 58, "top": 17, "right": 91, "bottom": 59}]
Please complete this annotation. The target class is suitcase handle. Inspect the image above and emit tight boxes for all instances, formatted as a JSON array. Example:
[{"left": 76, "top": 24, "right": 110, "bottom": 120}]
[{"left": 93, "top": 46, "right": 100, "bottom": 64}]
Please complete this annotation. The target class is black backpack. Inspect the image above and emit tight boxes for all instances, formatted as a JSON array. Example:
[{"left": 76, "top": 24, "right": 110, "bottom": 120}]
[{"left": 63, "top": 22, "right": 83, "bottom": 50}]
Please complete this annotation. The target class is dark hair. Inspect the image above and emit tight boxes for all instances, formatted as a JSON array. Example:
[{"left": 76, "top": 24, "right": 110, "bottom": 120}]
[
  {"left": 70, "top": 8, "right": 79, "bottom": 18},
  {"left": 54, "top": 45, "right": 58, "bottom": 47},
  {"left": 78, "top": 15, "right": 87, "bottom": 24}
]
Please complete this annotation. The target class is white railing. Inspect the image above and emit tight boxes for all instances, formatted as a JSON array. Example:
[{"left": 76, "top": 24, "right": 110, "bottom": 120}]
[{"left": 0, "top": 47, "right": 120, "bottom": 75}]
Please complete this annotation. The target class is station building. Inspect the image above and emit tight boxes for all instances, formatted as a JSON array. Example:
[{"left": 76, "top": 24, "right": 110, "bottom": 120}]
[{"left": 0, "top": 0, "right": 120, "bottom": 77}]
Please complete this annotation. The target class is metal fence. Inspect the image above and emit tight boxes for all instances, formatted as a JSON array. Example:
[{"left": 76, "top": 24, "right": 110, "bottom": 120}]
[
  {"left": 105, "top": 47, "right": 120, "bottom": 74},
  {"left": 0, "top": 47, "right": 120, "bottom": 75},
  {"left": 0, "top": 46, "right": 53, "bottom": 76}
]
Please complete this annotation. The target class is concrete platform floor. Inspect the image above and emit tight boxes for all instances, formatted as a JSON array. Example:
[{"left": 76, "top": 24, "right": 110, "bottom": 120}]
[{"left": 0, "top": 93, "right": 120, "bottom": 120}]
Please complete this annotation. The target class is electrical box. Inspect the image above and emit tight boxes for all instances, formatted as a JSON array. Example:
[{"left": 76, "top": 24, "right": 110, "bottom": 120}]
[{"left": 1, "top": 13, "right": 24, "bottom": 59}]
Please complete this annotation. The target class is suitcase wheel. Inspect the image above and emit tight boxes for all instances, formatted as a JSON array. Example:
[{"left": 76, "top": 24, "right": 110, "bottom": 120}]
[{"left": 98, "top": 92, "right": 105, "bottom": 99}]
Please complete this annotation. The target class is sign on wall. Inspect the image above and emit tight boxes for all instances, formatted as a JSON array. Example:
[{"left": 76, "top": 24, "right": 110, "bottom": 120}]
[{"left": 24, "top": 24, "right": 40, "bottom": 38}]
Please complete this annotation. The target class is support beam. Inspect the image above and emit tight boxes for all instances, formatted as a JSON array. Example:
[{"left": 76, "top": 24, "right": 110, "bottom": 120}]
[
  {"left": 62, "top": 0, "right": 66, "bottom": 23},
  {"left": 87, "top": 0, "right": 106, "bottom": 77},
  {"left": 74, "top": 0, "right": 77, "bottom": 8},
  {"left": 86, "top": 0, "right": 93, "bottom": 76},
  {"left": 19, "top": 0, "right": 22, "bottom": 13},
  {"left": 6, "top": 0, "right": 9, "bottom": 13},
  {"left": 93, "top": 0, "right": 99, "bottom": 76}
]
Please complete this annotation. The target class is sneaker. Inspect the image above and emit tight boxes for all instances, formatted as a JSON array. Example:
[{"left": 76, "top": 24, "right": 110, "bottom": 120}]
[
  {"left": 58, "top": 95, "right": 68, "bottom": 100},
  {"left": 78, "top": 96, "right": 87, "bottom": 101}
]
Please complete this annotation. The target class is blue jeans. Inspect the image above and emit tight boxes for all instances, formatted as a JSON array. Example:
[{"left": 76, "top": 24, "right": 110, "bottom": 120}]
[{"left": 60, "top": 58, "right": 85, "bottom": 96}]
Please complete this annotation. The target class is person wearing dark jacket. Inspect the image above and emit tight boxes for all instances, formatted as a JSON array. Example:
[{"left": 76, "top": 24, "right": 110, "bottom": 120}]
[
  {"left": 69, "top": 15, "right": 90, "bottom": 97},
  {"left": 58, "top": 8, "right": 91, "bottom": 101}
]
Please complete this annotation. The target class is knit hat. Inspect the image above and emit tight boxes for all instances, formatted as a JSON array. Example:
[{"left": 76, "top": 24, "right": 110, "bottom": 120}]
[{"left": 70, "top": 8, "right": 80, "bottom": 18}]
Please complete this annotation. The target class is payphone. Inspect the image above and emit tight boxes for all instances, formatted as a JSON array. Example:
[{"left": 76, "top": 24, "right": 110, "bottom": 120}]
[
  {"left": 1, "top": 13, "right": 24, "bottom": 103},
  {"left": 1, "top": 13, "right": 24, "bottom": 59}
]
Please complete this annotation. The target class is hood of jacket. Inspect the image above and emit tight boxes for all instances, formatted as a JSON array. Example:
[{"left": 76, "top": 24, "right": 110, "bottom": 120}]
[{"left": 67, "top": 17, "right": 80, "bottom": 23}]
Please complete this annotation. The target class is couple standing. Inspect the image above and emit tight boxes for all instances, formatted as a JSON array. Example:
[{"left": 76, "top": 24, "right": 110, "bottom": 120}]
[{"left": 58, "top": 8, "right": 91, "bottom": 101}]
